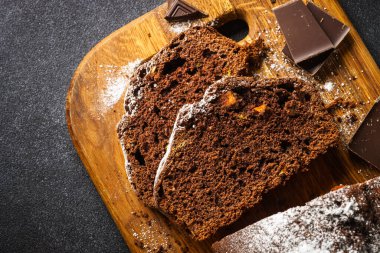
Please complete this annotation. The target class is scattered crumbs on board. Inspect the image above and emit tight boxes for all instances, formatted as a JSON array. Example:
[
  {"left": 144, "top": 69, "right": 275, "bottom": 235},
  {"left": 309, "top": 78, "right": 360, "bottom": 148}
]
[
  {"left": 168, "top": 19, "right": 219, "bottom": 34},
  {"left": 169, "top": 20, "right": 203, "bottom": 34},
  {"left": 130, "top": 211, "right": 171, "bottom": 252},
  {"left": 95, "top": 59, "right": 142, "bottom": 117}
]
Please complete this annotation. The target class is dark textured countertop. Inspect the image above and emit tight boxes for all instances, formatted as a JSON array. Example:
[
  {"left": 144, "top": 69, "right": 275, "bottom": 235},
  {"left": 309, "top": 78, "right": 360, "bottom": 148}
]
[{"left": 0, "top": 0, "right": 378, "bottom": 252}]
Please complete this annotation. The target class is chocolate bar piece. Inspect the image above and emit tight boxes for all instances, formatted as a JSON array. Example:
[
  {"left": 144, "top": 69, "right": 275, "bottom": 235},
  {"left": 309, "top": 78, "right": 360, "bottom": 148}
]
[
  {"left": 307, "top": 2, "right": 350, "bottom": 47},
  {"left": 283, "top": 44, "right": 333, "bottom": 75},
  {"left": 276, "top": 1, "right": 350, "bottom": 75},
  {"left": 349, "top": 99, "right": 380, "bottom": 170},
  {"left": 273, "top": 0, "right": 334, "bottom": 63},
  {"left": 165, "top": 0, "right": 207, "bottom": 22}
]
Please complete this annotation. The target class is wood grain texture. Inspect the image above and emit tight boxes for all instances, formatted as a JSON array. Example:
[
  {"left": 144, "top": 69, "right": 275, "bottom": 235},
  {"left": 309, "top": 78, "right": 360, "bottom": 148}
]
[{"left": 66, "top": 0, "right": 380, "bottom": 251}]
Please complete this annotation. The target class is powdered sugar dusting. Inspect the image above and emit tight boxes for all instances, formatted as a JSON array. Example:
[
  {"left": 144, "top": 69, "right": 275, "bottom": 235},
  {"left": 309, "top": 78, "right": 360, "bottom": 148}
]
[
  {"left": 119, "top": 131, "right": 134, "bottom": 190},
  {"left": 169, "top": 20, "right": 203, "bottom": 34},
  {"left": 175, "top": 80, "right": 226, "bottom": 127},
  {"left": 121, "top": 59, "right": 143, "bottom": 77},
  {"left": 213, "top": 177, "right": 380, "bottom": 253},
  {"left": 154, "top": 105, "right": 187, "bottom": 188},
  {"left": 324, "top": 81, "right": 334, "bottom": 92},
  {"left": 102, "top": 74, "right": 128, "bottom": 107},
  {"left": 154, "top": 81, "right": 222, "bottom": 189},
  {"left": 97, "top": 59, "right": 142, "bottom": 115},
  {"left": 130, "top": 215, "right": 171, "bottom": 252}
]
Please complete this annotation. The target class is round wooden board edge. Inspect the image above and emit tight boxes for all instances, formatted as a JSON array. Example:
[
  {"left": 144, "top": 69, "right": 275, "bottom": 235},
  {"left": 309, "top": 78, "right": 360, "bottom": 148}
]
[
  {"left": 65, "top": 0, "right": 380, "bottom": 251},
  {"left": 64, "top": 6, "right": 171, "bottom": 250}
]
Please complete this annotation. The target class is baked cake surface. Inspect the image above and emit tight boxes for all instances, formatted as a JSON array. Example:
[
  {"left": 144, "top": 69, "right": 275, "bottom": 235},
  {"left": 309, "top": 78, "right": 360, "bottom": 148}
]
[
  {"left": 212, "top": 176, "right": 380, "bottom": 253},
  {"left": 154, "top": 77, "right": 339, "bottom": 240},
  {"left": 117, "top": 26, "right": 266, "bottom": 207}
]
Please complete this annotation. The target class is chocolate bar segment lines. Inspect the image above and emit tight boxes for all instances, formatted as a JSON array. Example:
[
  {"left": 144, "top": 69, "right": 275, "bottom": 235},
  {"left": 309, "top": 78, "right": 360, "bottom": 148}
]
[
  {"left": 273, "top": 0, "right": 334, "bottom": 64},
  {"left": 165, "top": 0, "right": 207, "bottom": 22},
  {"left": 307, "top": 2, "right": 350, "bottom": 48}
]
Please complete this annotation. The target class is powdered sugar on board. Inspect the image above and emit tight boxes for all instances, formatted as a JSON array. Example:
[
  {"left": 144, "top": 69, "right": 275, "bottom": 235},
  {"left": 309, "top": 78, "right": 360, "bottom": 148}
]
[
  {"left": 96, "top": 59, "right": 142, "bottom": 116},
  {"left": 129, "top": 211, "right": 173, "bottom": 253},
  {"left": 169, "top": 20, "right": 203, "bottom": 34},
  {"left": 168, "top": 19, "right": 219, "bottom": 34},
  {"left": 324, "top": 81, "right": 334, "bottom": 92}
]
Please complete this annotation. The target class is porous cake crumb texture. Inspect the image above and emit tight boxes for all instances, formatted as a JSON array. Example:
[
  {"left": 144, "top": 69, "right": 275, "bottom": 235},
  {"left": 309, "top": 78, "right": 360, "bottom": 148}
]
[{"left": 154, "top": 77, "right": 339, "bottom": 240}]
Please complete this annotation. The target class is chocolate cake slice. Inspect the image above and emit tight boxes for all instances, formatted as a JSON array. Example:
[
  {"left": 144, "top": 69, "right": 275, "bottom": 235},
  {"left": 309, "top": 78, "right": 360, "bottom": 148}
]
[
  {"left": 117, "top": 26, "right": 266, "bottom": 207},
  {"left": 154, "top": 77, "right": 339, "bottom": 240},
  {"left": 212, "top": 176, "right": 380, "bottom": 252}
]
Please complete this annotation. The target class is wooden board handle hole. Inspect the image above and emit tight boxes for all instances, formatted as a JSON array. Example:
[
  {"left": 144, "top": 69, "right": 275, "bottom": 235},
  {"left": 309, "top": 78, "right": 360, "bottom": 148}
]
[{"left": 217, "top": 19, "right": 249, "bottom": 42}]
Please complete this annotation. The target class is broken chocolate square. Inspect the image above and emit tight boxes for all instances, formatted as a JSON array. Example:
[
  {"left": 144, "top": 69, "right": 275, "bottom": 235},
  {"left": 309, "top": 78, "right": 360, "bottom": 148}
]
[
  {"left": 274, "top": 0, "right": 334, "bottom": 64},
  {"left": 307, "top": 2, "right": 350, "bottom": 47},
  {"left": 283, "top": 44, "right": 333, "bottom": 75},
  {"left": 274, "top": 0, "right": 349, "bottom": 75},
  {"left": 165, "top": 0, "right": 207, "bottom": 22},
  {"left": 349, "top": 98, "right": 380, "bottom": 170}
]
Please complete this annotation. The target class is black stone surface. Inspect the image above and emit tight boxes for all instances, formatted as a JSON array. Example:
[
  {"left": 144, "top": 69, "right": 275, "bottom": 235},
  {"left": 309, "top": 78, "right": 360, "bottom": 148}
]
[{"left": 0, "top": 0, "right": 378, "bottom": 252}]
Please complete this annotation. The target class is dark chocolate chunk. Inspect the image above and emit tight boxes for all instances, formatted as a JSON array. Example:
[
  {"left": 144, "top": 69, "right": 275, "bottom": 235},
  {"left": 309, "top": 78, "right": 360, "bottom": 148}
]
[
  {"left": 307, "top": 2, "right": 350, "bottom": 47},
  {"left": 275, "top": 0, "right": 349, "bottom": 75},
  {"left": 349, "top": 99, "right": 380, "bottom": 170},
  {"left": 283, "top": 44, "right": 333, "bottom": 75},
  {"left": 273, "top": 0, "right": 334, "bottom": 63},
  {"left": 165, "top": 0, "right": 207, "bottom": 22}
]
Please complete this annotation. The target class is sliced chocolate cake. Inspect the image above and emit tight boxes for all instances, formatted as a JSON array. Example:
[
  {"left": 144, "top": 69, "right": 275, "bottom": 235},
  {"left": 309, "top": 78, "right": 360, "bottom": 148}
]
[
  {"left": 212, "top": 176, "right": 380, "bottom": 252},
  {"left": 154, "top": 77, "right": 339, "bottom": 240},
  {"left": 117, "top": 26, "right": 266, "bottom": 207}
]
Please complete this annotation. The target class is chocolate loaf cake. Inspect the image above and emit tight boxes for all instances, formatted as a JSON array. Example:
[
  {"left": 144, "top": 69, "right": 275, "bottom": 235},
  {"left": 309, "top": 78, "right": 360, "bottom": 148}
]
[
  {"left": 117, "top": 26, "right": 266, "bottom": 207},
  {"left": 154, "top": 77, "right": 339, "bottom": 240},
  {"left": 212, "top": 176, "right": 380, "bottom": 252}
]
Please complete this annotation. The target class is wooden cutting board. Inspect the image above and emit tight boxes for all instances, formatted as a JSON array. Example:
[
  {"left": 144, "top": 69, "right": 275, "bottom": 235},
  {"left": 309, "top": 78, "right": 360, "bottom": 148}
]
[{"left": 66, "top": 0, "right": 380, "bottom": 252}]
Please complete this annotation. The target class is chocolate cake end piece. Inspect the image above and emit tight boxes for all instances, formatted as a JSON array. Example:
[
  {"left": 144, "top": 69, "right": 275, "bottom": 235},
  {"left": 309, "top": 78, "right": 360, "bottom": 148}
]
[{"left": 212, "top": 176, "right": 380, "bottom": 252}]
